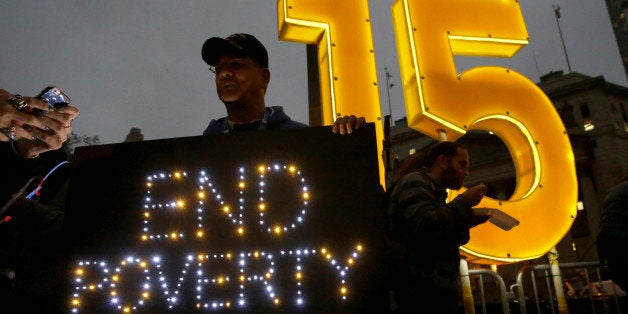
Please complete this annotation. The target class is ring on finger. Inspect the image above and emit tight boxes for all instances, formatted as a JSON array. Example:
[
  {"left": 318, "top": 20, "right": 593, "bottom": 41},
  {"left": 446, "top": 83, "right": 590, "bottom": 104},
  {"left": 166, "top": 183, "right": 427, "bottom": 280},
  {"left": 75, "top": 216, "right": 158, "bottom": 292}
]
[
  {"left": 8, "top": 94, "right": 29, "bottom": 111},
  {"left": 1, "top": 125, "right": 17, "bottom": 141}
]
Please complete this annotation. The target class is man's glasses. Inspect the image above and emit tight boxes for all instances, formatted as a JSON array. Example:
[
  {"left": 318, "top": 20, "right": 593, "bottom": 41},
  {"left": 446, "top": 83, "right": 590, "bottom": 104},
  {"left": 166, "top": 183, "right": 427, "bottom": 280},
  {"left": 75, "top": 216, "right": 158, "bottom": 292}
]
[{"left": 209, "top": 58, "right": 261, "bottom": 74}]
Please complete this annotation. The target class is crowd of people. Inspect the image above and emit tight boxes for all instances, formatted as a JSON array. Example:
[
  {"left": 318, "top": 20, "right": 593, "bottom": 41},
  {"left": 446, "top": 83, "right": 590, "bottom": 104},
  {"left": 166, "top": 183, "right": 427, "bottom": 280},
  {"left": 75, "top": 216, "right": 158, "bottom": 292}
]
[
  {"left": 0, "top": 33, "right": 366, "bottom": 313},
  {"left": 0, "top": 31, "right": 507, "bottom": 314},
  {"left": 3, "top": 32, "right": 622, "bottom": 313}
]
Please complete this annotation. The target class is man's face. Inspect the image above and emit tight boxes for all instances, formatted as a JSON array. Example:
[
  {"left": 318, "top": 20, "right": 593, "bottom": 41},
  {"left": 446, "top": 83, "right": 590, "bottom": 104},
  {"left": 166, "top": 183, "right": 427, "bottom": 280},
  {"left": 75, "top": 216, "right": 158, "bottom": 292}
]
[
  {"left": 440, "top": 148, "right": 470, "bottom": 190},
  {"left": 213, "top": 54, "right": 269, "bottom": 105}
]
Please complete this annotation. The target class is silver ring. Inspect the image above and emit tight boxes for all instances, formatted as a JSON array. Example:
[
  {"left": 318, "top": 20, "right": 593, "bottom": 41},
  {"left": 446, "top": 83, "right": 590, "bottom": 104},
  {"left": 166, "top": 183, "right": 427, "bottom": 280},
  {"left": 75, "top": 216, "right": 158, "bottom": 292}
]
[
  {"left": 1, "top": 125, "right": 17, "bottom": 141},
  {"left": 8, "top": 94, "right": 29, "bottom": 111}
]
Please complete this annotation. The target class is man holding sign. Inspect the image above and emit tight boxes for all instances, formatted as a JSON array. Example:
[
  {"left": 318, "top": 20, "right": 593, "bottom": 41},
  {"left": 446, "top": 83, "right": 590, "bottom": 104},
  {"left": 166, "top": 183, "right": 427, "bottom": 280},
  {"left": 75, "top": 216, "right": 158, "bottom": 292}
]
[{"left": 200, "top": 33, "right": 363, "bottom": 135}]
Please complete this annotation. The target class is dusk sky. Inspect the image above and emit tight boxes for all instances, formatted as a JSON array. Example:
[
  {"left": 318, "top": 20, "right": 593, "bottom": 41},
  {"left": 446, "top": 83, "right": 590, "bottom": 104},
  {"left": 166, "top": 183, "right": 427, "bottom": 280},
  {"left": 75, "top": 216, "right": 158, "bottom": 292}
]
[{"left": 1, "top": 0, "right": 626, "bottom": 145}]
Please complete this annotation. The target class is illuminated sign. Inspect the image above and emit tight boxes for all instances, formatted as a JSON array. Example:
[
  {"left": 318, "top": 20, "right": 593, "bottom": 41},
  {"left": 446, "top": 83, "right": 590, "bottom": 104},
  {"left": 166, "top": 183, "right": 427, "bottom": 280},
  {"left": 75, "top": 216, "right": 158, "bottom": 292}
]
[
  {"left": 277, "top": 0, "right": 385, "bottom": 185},
  {"left": 64, "top": 125, "right": 387, "bottom": 312},
  {"left": 278, "top": 0, "right": 577, "bottom": 264}
]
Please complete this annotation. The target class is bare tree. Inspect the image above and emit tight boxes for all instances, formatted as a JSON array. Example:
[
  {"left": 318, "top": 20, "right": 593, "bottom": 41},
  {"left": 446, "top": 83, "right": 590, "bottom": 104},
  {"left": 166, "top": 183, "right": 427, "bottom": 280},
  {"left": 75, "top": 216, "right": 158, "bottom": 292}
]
[{"left": 63, "top": 131, "right": 101, "bottom": 156}]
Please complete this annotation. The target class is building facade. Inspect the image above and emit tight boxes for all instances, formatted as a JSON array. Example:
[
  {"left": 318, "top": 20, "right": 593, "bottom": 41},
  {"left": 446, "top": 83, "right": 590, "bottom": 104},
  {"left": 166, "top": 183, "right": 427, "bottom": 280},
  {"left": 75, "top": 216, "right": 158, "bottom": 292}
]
[{"left": 604, "top": 0, "right": 628, "bottom": 78}]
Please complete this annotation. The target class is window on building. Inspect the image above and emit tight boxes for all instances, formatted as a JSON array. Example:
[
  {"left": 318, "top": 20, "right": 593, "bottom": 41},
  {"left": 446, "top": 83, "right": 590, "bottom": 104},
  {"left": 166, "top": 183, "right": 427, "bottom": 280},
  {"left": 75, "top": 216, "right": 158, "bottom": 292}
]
[
  {"left": 577, "top": 201, "right": 584, "bottom": 211},
  {"left": 580, "top": 103, "right": 594, "bottom": 132},
  {"left": 559, "top": 103, "right": 578, "bottom": 129}
]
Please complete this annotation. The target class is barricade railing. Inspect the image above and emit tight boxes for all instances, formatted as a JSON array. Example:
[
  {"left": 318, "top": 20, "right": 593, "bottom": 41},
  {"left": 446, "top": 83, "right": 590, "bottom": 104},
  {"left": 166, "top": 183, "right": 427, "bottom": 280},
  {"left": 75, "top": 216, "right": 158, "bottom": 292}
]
[
  {"left": 512, "top": 261, "right": 624, "bottom": 314},
  {"left": 466, "top": 261, "right": 625, "bottom": 314},
  {"left": 468, "top": 268, "right": 511, "bottom": 314}
]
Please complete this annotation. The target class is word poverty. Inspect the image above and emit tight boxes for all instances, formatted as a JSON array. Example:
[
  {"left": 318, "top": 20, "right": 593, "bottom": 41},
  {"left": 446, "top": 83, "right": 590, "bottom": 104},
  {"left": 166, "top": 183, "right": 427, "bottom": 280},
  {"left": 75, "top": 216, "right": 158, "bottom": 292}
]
[{"left": 69, "top": 163, "right": 365, "bottom": 313}]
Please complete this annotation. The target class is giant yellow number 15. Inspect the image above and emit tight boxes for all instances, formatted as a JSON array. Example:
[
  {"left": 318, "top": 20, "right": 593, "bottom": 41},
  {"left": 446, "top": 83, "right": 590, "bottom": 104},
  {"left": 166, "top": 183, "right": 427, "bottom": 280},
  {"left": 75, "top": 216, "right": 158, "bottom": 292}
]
[
  {"left": 279, "top": 0, "right": 578, "bottom": 264},
  {"left": 393, "top": 0, "right": 577, "bottom": 264}
]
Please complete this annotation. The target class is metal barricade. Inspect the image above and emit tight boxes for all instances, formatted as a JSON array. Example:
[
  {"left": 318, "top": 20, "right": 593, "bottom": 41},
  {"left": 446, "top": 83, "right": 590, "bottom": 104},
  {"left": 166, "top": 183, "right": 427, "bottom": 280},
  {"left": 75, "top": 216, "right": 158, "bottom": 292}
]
[
  {"left": 512, "top": 261, "right": 624, "bottom": 314},
  {"left": 468, "top": 268, "right": 511, "bottom": 314},
  {"left": 465, "top": 261, "right": 625, "bottom": 314}
]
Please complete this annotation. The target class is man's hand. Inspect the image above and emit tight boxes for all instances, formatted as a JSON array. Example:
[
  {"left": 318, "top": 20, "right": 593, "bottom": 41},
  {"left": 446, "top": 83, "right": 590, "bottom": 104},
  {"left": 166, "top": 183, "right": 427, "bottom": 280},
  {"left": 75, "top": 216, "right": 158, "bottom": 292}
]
[
  {"left": 332, "top": 115, "right": 366, "bottom": 135},
  {"left": 1, "top": 91, "right": 49, "bottom": 141},
  {"left": 470, "top": 213, "right": 490, "bottom": 227},
  {"left": 14, "top": 104, "right": 79, "bottom": 158},
  {"left": 461, "top": 183, "right": 487, "bottom": 207}
]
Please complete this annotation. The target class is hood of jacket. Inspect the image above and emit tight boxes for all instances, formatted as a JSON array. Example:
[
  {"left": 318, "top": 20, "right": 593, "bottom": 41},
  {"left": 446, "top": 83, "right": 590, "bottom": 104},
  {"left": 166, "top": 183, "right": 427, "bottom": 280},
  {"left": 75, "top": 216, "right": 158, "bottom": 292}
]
[{"left": 202, "top": 106, "right": 308, "bottom": 135}]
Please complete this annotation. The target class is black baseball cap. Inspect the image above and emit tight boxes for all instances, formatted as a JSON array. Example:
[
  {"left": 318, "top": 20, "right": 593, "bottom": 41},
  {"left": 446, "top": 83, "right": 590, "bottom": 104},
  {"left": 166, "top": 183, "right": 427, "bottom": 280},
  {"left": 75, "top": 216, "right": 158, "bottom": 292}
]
[{"left": 202, "top": 33, "right": 269, "bottom": 68}]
